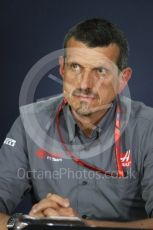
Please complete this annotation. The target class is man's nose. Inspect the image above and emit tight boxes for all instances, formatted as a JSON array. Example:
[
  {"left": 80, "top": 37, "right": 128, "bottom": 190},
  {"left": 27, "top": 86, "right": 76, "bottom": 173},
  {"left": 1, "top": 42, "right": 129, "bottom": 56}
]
[{"left": 80, "top": 70, "right": 93, "bottom": 89}]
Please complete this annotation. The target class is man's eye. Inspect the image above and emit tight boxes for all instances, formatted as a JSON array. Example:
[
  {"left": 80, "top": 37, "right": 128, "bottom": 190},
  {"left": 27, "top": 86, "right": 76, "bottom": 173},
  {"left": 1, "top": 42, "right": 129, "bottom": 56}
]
[
  {"left": 71, "top": 63, "right": 81, "bottom": 72},
  {"left": 97, "top": 67, "right": 107, "bottom": 75}
]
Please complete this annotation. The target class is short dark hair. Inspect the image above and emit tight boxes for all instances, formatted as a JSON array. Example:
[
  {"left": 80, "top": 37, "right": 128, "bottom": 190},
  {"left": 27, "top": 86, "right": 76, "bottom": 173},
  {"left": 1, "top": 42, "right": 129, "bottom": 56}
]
[{"left": 63, "top": 18, "right": 129, "bottom": 70}]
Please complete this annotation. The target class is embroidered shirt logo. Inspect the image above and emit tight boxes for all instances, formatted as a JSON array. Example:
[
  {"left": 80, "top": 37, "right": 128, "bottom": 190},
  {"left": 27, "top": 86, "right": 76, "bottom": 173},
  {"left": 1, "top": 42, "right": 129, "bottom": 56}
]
[
  {"left": 36, "top": 149, "right": 63, "bottom": 162},
  {"left": 120, "top": 150, "right": 132, "bottom": 167},
  {"left": 46, "top": 156, "right": 62, "bottom": 162},
  {"left": 36, "top": 149, "right": 46, "bottom": 159},
  {"left": 4, "top": 138, "right": 16, "bottom": 147}
]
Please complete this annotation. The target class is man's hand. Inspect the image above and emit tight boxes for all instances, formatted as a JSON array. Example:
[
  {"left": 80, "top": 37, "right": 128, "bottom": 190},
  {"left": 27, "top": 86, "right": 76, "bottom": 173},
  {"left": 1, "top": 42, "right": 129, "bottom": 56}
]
[{"left": 29, "top": 193, "right": 76, "bottom": 217}]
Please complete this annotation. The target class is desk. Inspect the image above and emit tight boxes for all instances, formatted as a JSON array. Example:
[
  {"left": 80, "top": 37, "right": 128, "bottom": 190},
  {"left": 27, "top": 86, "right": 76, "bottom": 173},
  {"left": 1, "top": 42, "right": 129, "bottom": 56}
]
[{"left": 85, "top": 219, "right": 153, "bottom": 229}]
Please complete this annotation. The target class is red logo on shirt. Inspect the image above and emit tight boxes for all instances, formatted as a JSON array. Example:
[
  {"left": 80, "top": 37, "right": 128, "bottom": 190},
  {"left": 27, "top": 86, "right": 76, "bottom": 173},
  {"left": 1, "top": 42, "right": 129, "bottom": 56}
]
[
  {"left": 119, "top": 150, "right": 132, "bottom": 167},
  {"left": 36, "top": 148, "right": 63, "bottom": 160},
  {"left": 36, "top": 149, "right": 47, "bottom": 159}
]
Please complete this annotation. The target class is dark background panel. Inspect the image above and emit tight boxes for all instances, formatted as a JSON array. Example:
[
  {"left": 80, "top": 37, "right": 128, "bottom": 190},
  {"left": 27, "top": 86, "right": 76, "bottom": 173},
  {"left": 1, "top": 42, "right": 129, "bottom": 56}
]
[{"left": 0, "top": 0, "right": 153, "bottom": 145}]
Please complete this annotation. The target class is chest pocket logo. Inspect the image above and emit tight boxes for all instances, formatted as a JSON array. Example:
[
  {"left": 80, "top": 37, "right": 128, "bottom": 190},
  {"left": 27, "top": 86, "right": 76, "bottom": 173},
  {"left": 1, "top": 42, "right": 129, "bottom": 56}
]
[
  {"left": 119, "top": 150, "right": 132, "bottom": 167},
  {"left": 36, "top": 148, "right": 63, "bottom": 161}
]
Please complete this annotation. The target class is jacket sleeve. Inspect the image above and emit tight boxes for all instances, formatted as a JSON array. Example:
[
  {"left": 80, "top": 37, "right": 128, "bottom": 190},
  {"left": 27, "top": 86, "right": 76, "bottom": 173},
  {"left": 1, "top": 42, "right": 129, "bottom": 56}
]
[
  {"left": 140, "top": 122, "right": 153, "bottom": 218},
  {"left": 0, "top": 117, "right": 31, "bottom": 214}
]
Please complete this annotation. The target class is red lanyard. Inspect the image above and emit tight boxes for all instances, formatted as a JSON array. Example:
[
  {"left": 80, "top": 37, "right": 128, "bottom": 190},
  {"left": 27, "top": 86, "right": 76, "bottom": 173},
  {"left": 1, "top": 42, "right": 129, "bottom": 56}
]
[{"left": 56, "top": 98, "right": 124, "bottom": 177}]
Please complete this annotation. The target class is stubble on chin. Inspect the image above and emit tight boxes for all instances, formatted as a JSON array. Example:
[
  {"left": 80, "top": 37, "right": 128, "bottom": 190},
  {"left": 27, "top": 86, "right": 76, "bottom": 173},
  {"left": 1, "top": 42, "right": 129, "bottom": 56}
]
[{"left": 75, "top": 102, "right": 93, "bottom": 116}]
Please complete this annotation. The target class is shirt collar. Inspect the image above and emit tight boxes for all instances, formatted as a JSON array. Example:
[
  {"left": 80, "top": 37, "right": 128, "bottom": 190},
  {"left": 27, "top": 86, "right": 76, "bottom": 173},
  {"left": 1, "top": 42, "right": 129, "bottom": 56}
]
[{"left": 63, "top": 99, "right": 117, "bottom": 142}]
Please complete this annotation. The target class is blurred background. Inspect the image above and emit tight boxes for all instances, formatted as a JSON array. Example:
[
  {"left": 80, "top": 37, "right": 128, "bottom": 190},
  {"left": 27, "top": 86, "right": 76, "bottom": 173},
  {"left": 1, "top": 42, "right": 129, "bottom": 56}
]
[{"left": 0, "top": 0, "right": 153, "bottom": 145}]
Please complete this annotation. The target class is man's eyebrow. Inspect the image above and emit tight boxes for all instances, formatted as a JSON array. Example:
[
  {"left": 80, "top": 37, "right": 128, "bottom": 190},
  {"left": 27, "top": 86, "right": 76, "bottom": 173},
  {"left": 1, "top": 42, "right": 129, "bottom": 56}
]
[
  {"left": 93, "top": 65, "right": 110, "bottom": 70},
  {"left": 66, "top": 60, "right": 82, "bottom": 66}
]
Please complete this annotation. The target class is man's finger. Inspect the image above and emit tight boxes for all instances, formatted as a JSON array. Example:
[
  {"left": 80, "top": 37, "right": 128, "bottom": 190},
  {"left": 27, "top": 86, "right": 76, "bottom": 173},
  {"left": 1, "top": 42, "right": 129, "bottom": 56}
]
[
  {"left": 44, "top": 207, "right": 76, "bottom": 217},
  {"left": 29, "top": 198, "right": 60, "bottom": 214},
  {"left": 43, "top": 208, "right": 59, "bottom": 217},
  {"left": 47, "top": 193, "right": 70, "bottom": 208},
  {"left": 29, "top": 210, "right": 45, "bottom": 217},
  {"left": 58, "top": 207, "right": 76, "bottom": 217}
]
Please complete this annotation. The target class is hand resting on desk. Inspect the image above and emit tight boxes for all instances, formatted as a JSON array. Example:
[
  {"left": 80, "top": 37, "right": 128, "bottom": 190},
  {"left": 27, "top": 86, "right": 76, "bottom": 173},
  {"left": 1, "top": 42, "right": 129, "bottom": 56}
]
[{"left": 29, "top": 193, "right": 77, "bottom": 217}]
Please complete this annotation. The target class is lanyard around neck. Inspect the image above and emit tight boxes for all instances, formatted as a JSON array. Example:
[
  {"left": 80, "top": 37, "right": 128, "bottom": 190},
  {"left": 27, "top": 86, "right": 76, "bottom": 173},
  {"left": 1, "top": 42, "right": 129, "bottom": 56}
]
[{"left": 56, "top": 98, "right": 124, "bottom": 177}]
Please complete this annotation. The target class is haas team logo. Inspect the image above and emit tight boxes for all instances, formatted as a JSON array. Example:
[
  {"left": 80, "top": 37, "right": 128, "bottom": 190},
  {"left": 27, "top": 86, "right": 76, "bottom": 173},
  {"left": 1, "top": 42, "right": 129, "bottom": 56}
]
[{"left": 119, "top": 150, "right": 132, "bottom": 167}]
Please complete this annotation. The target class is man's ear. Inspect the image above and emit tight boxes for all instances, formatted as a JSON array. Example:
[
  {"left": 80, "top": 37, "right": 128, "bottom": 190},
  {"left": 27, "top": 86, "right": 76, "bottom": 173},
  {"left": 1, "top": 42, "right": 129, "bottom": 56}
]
[
  {"left": 59, "top": 56, "right": 65, "bottom": 78},
  {"left": 118, "top": 67, "right": 132, "bottom": 93}
]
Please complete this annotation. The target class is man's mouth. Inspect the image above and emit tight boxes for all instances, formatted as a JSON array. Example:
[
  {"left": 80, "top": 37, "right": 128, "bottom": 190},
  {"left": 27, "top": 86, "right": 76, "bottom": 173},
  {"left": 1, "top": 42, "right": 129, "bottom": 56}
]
[{"left": 74, "top": 94, "right": 96, "bottom": 101}]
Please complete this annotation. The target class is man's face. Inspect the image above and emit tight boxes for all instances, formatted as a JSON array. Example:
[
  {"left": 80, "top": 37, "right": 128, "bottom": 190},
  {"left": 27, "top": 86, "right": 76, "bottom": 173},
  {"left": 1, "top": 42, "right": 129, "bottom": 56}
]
[{"left": 59, "top": 38, "right": 131, "bottom": 117}]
